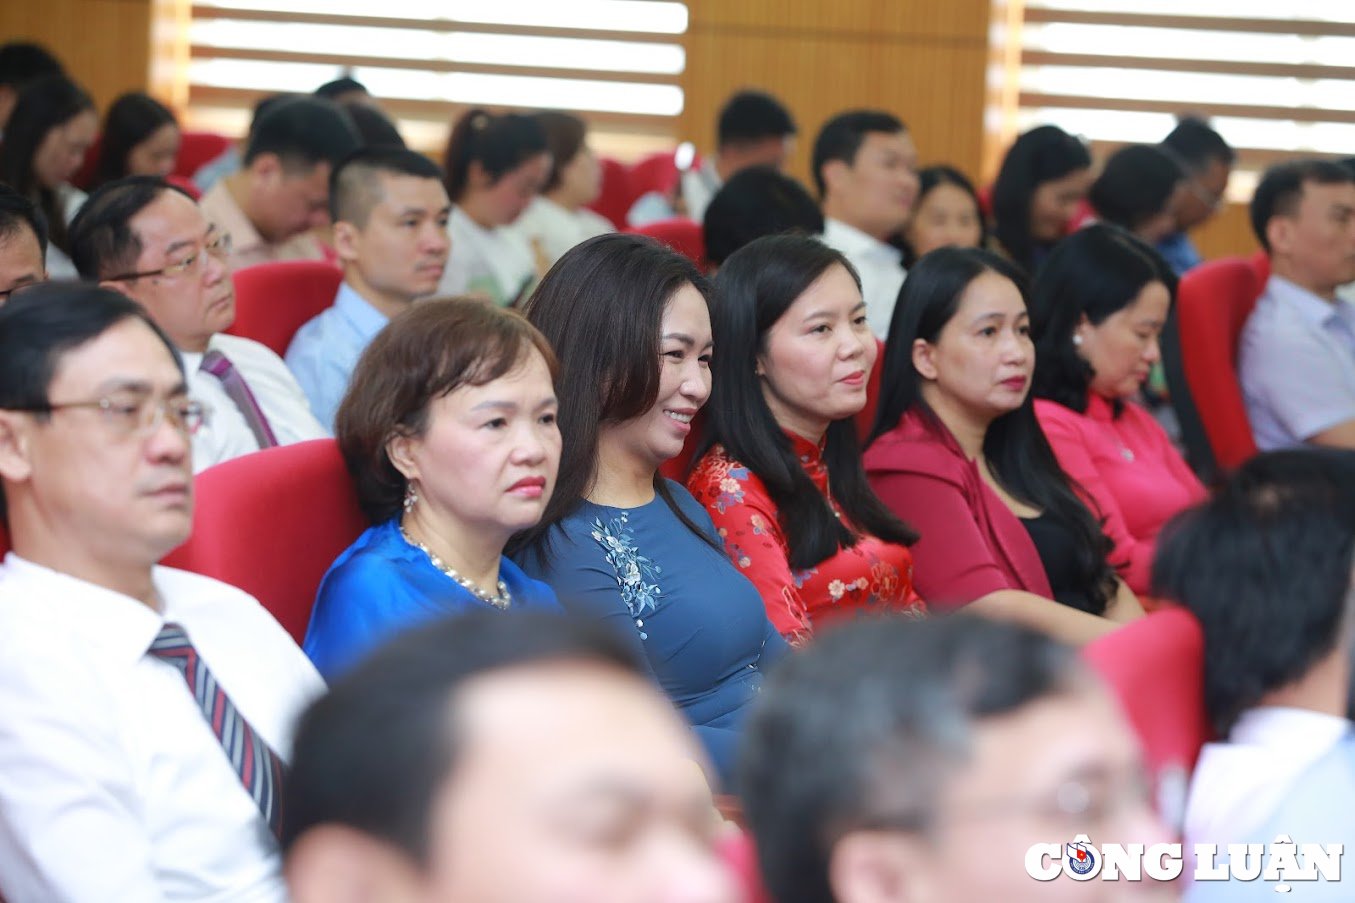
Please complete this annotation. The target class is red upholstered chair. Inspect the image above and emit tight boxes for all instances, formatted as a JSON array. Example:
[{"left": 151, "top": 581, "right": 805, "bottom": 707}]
[
  {"left": 173, "top": 131, "right": 234, "bottom": 181},
  {"left": 1165, "top": 256, "right": 1262, "bottom": 479},
  {"left": 629, "top": 149, "right": 687, "bottom": 199},
  {"left": 166, "top": 174, "right": 202, "bottom": 200},
  {"left": 72, "top": 134, "right": 104, "bottom": 191},
  {"left": 855, "top": 338, "right": 886, "bottom": 444},
  {"left": 226, "top": 259, "right": 343, "bottom": 357},
  {"left": 1082, "top": 607, "right": 1210, "bottom": 827},
  {"left": 718, "top": 829, "right": 771, "bottom": 903},
  {"left": 585, "top": 156, "right": 634, "bottom": 229},
  {"left": 628, "top": 217, "right": 705, "bottom": 266},
  {"left": 161, "top": 439, "right": 368, "bottom": 642}
]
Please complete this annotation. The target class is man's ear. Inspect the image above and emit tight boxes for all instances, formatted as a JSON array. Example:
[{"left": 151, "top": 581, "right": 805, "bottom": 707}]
[
  {"left": 1266, "top": 215, "right": 1294, "bottom": 259},
  {"left": 0, "top": 411, "right": 36, "bottom": 486},
  {"left": 250, "top": 152, "right": 284, "bottom": 187},
  {"left": 822, "top": 158, "right": 851, "bottom": 198},
  {"left": 829, "top": 831, "right": 933, "bottom": 903},
  {"left": 286, "top": 825, "right": 422, "bottom": 903},
  {"left": 332, "top": 220, "right": 361, "bottom": 264}
]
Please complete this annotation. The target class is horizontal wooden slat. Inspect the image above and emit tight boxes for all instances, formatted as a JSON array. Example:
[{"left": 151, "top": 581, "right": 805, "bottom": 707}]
[
  {"left": 1022, "top": 50, "right": 1355, "bottom": 83},
  {"left": 1084, "top": 140, "right": 1343, "bottom": 171},
  {"left": 190, "top": 45, "right": 682, "bottom": 86},
  {"left": 1020, "top": 91, "right": 1355, "bottom": 126},
  {"left": 189, "top": 5, "right": 682, "bottom": 43},
  {"left": 187, "top": 83, "right": 680, "bottom": 126},
  {"left": 1022, "top": 8, "right": 1355, "bottom": 39}
]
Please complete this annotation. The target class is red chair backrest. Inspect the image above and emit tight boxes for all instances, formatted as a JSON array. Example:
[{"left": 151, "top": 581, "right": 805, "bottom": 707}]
[
  {"left": 161, "top": 439, "right": 368, "bottom": 642},
  {"left": 855, "top": 338, "right": 886, "bottom": 444},
  {"left": 174, "top": 131, "right": 234, "bottom": 180},
  {"left": 628, "top": 217, "right": 705, "bottom": 266},
  {"left": 718, "top": 829, "right": 771, "bottom": 903},
  {"left": 227, "top": 260, "right": 343, "bottom": 357},
  {"left": 72, "top": 134, "right": 104, "bottom": 191},
  {"left": 1083, "top": 607, "right": 1211, "bottom": 781},
  {"left": 629, "top": 149, "right": 686, "bottom": 199},
  {"left": 585, "top": 156, "right": 634, "bottom": 229},
  {"left": 1174, "top": 257, "right": 1262, "bottom": 473}
]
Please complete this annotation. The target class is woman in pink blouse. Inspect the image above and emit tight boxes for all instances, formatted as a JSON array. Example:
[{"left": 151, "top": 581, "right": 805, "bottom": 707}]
[
  {"left": 688, "top": 234, "right": 923, "bottom": 642},
  {"left": 1029, "top": 225, "right": 1205, "bottom": 596}
]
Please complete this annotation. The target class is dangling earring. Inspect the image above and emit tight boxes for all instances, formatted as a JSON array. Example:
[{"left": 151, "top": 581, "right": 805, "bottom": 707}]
[{"left": 403, "top": 482, "right": 418, "bottom": 513}]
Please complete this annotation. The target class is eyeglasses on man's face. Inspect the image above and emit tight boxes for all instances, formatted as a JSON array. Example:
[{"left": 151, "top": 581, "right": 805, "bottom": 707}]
[
  {"left": 104, "top": 231, "right": 233, "bottom": 283},
  {"left": 9, "top": 392, "right": 212, "bottom": 439}
]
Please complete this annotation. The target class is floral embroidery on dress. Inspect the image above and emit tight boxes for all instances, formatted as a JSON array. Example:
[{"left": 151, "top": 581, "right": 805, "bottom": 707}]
[
  {"left": 712, "top": 468, "right": 749, "bottom": 513},
  {"left": 590, "top": 511, "right": 662, "bottom": 639}
]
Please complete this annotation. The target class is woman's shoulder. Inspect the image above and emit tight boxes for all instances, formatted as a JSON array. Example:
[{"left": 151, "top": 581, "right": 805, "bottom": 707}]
[
  {"left": 319, "top": 520, "right": 417, "bottom": 590},
  {"left": 688, "top": 445, "right": 768, "bottom": 498},
  {"left": 863, "top": 412, "right": 967, "bottom": 479}
]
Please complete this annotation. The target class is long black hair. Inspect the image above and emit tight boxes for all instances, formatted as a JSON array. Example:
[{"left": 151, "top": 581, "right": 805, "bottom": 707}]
[
  {"left": 869, "top": 246, "right": 1116, "bottom": 614},
  {"left": 703, "top": 234, "right": 916, "bottom": 570},
  {"left": 510, "top": 233, "right": 718, "bottom": 561},
  {"left": 0, "top": 74, "right": 94, "bottom": 256},
  {"left": 1030, "top": 224, "right": 1177, "bottom": 415},
  {"left": 991, "top": 125, "right": 1090, "bottom": 275},
  {"left": 93, "top": 92, "right": 178, "bottom": 188}
]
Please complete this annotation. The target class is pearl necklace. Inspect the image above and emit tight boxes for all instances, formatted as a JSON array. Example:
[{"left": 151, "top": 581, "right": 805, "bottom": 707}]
[{"left": 400, "top": 525, "right": 512, "bottom": 610}]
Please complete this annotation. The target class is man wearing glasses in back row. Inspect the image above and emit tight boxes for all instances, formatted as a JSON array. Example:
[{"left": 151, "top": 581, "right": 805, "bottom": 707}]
[
  {"left": 0, "top": 283, "right": 325, "bottom": 901},
  {"left": 70, "top": 176, "right": 327, "bottom": 472}
]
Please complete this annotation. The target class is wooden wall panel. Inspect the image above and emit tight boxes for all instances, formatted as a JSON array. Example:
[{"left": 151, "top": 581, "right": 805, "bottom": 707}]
[
  {"left": 0, "top": 0, "right": 154, "bottom": 111},
  {"left": 1192, "top": 203, "right": 1259, "bottom": 262},
  {"left": 680, "top": 0, "right": 992, "bottom": 187}
]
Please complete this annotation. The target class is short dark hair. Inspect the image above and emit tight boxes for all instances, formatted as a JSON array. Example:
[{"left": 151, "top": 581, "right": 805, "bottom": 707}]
[
  {"left": 330, "top": 147, "right": 444, "bottom": 226},
  {"left": 704, "top": 233, "right": 916, "bottom": 570},
  {"left": 1249, "top": 158, "right": 1355, "bottom": 254},
  {"left": 243, "top": 95, "right": 360, "bottom": 171},
  {"left": 811, "top": 109, "right": 905, "bottom": 198},
  {"left": 1088, "top": 144, "right": 1185, "bottom": 233},
  {"left": 0, "top": 181, "right": 47, "bottom": 257},
  {"left": 870, "top": 247, "right": 1117, "bottom": 613},
  {"left": 0, "top": 74, "right": 95, "bottom": 256},
  {"left": 0, "top": 42, "right": 63, "bottom": 90},
  {"left": 93, "top": 92, "right": 179, "bottom": 189},
  {"left": 534, "top": 110, "right": 588, "bottom": 194},
  {"left": 702, "top": 165, "right": 823, "bottom": 266},
  {"left": 1031, "top": 224, "right": 1176, "bottom": 414},
  {"left": 739, "top": 615, "right": 1082, "bottom": 903},
  {"left": 314, "top": 76, "right": 368, "bottom": 101},
  {"left": 337, "top": 298, "right": 558, "bottom": 524},
  {"left": 1153, "top": 449, "right": 1355, "bottom": 736},
  {"left": 716, "top": 90, "right": 797, "bottom": 150},
  {"left": 1162, "top": 117, "right": 1235, "bottom": 172},
  {"left": 442, "top": 108, "right": 548, "bottom": 203},
  {"left": 512, "top": 234, "right": 715, "bottom": 561},
  {"left": 341, "top": 101, "right": 404, "bottom": 150},
  {"left": 69, "top": 176, "right": 196, "bottom": 279},
  {"left": 901, "top": 165, "right": 985, "bottom": 267},
  {"left": 0, "top": 283, "right": 182, "bottom": 520},
  {"left": 282, "top": 610, "right": 646, "bottom": 858},
  {"left": 991, "top": 125, "right": 1091, "bottom": 275}
]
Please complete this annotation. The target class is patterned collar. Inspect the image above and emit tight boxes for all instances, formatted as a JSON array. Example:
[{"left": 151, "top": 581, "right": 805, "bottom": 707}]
[{"left": 786, "top": 429, "right": 830, "bottom": 493}]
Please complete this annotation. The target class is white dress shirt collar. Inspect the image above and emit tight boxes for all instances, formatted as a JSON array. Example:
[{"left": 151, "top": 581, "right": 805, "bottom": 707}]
[{"left": 822, "top": 217, "right": 903, "bottom": 264}]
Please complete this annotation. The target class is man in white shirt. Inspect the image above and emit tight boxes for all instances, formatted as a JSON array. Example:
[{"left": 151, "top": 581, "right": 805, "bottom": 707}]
[
  {"left": 70, "top": 176, "right": 327, "bottom": 472},
  {"left": 1154, "top": 449, "right": 1355, "bottom": 896},
  {"left": 814, "top": 110, "right": 920, "bottom": 338},
  {"left": 286, "top": 148, "right": 451, "bottom": 430},
  {"left": 0, "top": 283, "right": 325, "bottom": 901},
  {"left": 285, "top": 611, "right": 737, "bottom": 903},
  {"left": 1240, "top": 159, "right": 1355, "bottom": 450},
  {"left": 628, "top": 89, "right": 798, "bottom": 227}
]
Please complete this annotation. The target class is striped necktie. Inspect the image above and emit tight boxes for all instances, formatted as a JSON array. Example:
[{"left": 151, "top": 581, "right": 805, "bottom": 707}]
[
  {"left": 200, "top": 349, "right": 279, "bottom": 449},
  {"left": 148, "top": 622, "right": 287, "bottom": 841}
]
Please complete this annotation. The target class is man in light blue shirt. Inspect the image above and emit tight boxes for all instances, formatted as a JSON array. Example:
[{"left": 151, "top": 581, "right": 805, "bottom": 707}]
[
  {"left": 1239, "top": 159, "right": 1355, "bottom": 450},
  {"left": 1156, "top": 117, "right": 1234, "bottom": 276},
  {"left": 286, "top": 148, "right": 450, "bottom": 429}
]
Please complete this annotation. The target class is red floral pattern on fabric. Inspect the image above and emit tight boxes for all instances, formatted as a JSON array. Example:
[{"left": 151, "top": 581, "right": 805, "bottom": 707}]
[{"left": 688, "top": 435, "right": 925, "bottom": 644}]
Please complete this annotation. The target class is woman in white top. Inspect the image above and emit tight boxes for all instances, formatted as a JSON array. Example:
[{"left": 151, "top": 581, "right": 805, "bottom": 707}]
[
  {"left": 437, "top": 109, "right": 550, "bottom": 307},
  {"left": 510, "top": 111, "right": 614, "bottom": 268},
  {"left": 0, "top": 74, "right": 98, "bottom": 280}
]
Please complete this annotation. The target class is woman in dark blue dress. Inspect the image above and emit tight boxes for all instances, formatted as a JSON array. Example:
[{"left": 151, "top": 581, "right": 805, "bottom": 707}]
[
  {"left": 512, "top": 234, "right": 789, "bottom": 786},
  {"left": 304, "top": 299, "right": 564, "bottom": 679}
]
